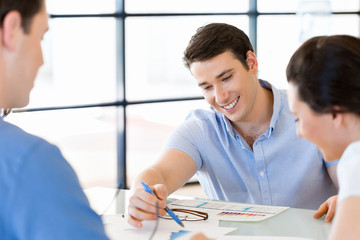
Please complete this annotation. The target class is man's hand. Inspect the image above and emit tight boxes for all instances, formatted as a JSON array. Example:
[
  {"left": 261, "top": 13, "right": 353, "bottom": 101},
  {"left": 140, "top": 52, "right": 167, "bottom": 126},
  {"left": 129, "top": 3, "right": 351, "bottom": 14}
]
[
  {"left": 313, "top": 195, "right": 338, "bottom": 223},
  {"left": 127, "top": 184, "right": 168, "bottom": 228}
]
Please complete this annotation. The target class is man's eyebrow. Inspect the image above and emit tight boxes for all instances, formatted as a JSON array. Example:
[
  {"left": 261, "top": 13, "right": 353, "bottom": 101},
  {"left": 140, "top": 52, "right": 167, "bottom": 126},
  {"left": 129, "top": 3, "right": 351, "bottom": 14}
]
[
  {"left": 198, "top": 69, "right": 234, "bottom": 87},
  {"left": 216, "top": 69, "right": 233, "bottom": 79},
  {"left": 198, "top": 82, "right": 208, "bottom": 87}
]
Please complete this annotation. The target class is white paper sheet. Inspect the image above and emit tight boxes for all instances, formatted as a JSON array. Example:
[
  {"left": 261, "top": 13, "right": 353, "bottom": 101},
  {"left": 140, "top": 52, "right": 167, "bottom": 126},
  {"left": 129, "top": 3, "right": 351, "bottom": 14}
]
[
  {"left": 215, "top": 236, "right": 314, "bottom": 240},
  {"left": 177, "top": 233, "right": 314, "bottom": 240},
  {"left": 168, "top": 200, "right": 288, "bottom": 222},
  {"left": 102, "top": 214, "right": 236, "bottom": 240}
]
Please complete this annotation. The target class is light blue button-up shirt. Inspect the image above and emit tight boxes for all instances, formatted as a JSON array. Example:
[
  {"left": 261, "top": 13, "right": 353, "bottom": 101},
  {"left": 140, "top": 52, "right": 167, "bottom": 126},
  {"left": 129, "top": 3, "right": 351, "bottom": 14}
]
[{"left": 165, "top": 80, "right": 337, "bottom": 210}]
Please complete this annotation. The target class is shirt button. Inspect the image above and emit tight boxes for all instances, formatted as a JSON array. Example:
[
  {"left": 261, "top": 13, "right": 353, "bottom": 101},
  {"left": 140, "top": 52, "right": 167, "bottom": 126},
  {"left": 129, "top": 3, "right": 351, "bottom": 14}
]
[{"left": 259, "top": 171, "right": 265, "bottom": 177}]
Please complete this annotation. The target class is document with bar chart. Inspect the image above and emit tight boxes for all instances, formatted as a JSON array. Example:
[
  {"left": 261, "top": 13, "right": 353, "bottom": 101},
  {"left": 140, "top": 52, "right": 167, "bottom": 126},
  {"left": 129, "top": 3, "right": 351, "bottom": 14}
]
[{"left": 168, "top": 199, "right": 289, "bottom": 222}]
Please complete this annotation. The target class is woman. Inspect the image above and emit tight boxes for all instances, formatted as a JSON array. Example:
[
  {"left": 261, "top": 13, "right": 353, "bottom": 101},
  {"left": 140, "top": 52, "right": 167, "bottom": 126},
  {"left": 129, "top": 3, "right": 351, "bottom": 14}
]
[
  {"left": 190, "top": 35, "right": 360, "bottom": 240},
  {"left": 286, "top": 34, "right": 360, "bottom": 239}
]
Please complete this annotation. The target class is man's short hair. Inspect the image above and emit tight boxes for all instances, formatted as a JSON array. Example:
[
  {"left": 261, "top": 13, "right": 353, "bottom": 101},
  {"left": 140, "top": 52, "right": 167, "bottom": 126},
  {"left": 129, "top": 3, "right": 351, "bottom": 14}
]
[
  {"left": 0, "top": 0, "right": 43, "bottom": 33},
  {"left": 183, "top": 23, "right": 254, "bottom": 70}
]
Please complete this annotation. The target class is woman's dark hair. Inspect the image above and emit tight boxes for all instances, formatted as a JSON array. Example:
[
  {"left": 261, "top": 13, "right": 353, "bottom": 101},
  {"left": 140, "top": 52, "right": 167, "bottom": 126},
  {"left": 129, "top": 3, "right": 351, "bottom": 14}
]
[
  {"left": 183, "top": 23, "right": 254, "bottom": 70},
  {"left": 0, "top": 0, "right": 43, "bottom": 33},
  {"left": 286, "top": 35, "right": 360, "bottom": 116}
]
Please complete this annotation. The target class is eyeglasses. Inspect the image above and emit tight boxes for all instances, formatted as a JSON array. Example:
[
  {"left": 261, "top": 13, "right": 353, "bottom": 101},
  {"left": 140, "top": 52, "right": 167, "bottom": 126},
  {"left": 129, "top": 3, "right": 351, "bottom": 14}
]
[{"left": 159, "top": 208, "right": 208, "bottom": 221}]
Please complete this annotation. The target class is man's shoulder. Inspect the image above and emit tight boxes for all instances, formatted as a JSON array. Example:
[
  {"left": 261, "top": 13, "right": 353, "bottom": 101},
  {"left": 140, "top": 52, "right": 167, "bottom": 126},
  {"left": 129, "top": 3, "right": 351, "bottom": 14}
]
[
  {"left": 0, "top": 119, "right": 51, "bottom": 151},
  {"left": 0, "top": 120, "right": 61, "bottom": 177},
  {"left": 186, "top": 107, "right": 217, "bottom": 119},
  {"left": 184, "top": 107, "right": 225, "bottom": 128},
  {"left": 274, "top": 88, "right": 291, "bottom": 113}
]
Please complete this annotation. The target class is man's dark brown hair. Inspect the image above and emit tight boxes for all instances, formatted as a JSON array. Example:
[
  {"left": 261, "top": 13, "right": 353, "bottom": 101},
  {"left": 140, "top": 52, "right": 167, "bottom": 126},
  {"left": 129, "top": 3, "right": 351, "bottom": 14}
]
[{"left": 183, "top": 23, "right": 254, "bottom": 70}]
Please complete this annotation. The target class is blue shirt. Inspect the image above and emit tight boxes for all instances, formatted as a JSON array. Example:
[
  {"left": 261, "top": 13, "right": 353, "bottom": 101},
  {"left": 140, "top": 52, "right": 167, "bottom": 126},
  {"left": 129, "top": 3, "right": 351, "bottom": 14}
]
[
  {"left": 165, "top": 80, "right": 338, "bottom": 210},
  {"left": 0, "top": 117, "right": 109, "bottom": 239}
]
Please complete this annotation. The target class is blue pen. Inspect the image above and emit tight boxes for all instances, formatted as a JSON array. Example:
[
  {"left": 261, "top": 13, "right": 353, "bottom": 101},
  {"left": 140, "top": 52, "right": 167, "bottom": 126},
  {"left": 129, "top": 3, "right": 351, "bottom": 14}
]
[{"left": 141, "top": 181, "right": 185, "bottom": 228}]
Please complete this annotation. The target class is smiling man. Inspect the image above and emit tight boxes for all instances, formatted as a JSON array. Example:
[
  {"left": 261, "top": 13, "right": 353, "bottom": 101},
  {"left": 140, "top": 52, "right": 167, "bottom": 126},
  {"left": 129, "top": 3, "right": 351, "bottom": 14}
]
[{"left": 127, "top": 23, "right": 338, "bottom": 228}]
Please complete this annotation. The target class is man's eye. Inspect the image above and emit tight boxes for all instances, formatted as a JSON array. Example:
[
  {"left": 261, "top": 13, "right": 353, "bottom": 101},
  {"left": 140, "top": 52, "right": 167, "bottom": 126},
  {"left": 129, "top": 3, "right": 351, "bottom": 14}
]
[{"left": 223, "top": 75, "right": 232, "bottom": 81}]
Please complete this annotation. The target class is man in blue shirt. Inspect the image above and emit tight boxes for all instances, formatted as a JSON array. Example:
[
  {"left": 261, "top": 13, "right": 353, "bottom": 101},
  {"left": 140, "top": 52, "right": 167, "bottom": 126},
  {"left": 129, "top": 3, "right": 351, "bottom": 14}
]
[
  {"left": 128, "top": 23, "right": 338, "bottom": 228},
  {"left": 0, "top": 0, "right": 109, "bottom": 239}
]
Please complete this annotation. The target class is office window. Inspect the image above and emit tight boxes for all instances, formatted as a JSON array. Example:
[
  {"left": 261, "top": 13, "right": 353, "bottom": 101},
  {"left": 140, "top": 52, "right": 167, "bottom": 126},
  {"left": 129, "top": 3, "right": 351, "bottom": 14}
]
[
  {"left": 7, "top": 0, "right": 360, "bottom": 189},
  {"left": 257, "top": 14, "right": 360, "bottom": 89},
  {"left": 258, "top": 0, "right": 360, "bottom": 12},
  {"left": 331, "top": 0, "right": 360, "bottom": 12},
  {"left": 258, "top": 0, "right": 297, "bottom": 12},
  {"left": 32, "top": 18, "right": 117, "bottom": 108},
  {"left": 126, "top": 16, "right": 249, "bottom": 101},
  {"left": 257, "top": 16, "right": 299, "bottom": 89},
  {"left": 126, "top": 100, "right": 209, "bottom": 184},
  {"left": 47, "top": 1, "right": 116, "bottom": 14}
]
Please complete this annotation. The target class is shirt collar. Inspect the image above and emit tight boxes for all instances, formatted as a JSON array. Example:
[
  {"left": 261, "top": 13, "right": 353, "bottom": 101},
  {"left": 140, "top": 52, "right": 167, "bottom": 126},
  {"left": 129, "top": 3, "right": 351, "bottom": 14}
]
[
  {"left": 259, "top": 79, "right": 281, "bottom": 138},
  {"left": 222, "top": 114, "right": 236, "bottom": 138}
]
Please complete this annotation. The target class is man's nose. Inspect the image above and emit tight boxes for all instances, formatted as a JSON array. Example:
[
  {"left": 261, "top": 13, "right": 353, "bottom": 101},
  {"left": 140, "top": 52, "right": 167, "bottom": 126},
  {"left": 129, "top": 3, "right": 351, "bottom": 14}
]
[{"left": 214, "top": 86, "right": 229, "bottom": 104}]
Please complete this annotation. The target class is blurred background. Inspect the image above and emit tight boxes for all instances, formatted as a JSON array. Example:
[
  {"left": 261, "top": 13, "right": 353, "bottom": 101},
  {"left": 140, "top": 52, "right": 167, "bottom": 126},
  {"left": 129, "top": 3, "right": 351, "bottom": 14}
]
[{"left": 6, "top": 0, "right": 360, "bottom": 193}]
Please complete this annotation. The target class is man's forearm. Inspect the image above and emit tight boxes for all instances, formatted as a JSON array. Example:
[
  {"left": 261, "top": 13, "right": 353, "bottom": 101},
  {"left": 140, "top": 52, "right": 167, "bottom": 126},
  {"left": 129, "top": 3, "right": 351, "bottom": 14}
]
[{"left": 130, "top": 167, "right": 167, "bottom": 191}]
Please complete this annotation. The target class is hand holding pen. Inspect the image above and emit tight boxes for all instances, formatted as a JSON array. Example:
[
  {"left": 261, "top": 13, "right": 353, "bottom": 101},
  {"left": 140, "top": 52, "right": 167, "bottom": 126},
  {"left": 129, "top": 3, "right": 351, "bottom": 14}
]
[
  {"left": 127, "top": 182, "right": 168, "bottom": 228},
  {"left": 141, "top": 182, "right": 185, "bottom": 227}
]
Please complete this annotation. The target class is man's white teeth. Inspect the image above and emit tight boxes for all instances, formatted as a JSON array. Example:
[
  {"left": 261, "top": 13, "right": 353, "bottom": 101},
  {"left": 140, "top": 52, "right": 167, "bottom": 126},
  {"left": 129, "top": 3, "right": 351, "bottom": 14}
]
[{"left": 224, "top": 98, "right": 238, "bottom": 110}]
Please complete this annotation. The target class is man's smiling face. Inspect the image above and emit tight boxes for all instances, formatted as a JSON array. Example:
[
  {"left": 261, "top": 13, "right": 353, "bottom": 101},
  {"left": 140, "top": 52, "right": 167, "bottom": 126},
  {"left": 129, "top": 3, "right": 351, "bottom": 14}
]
[{"left": 190, "top": 50, "right": 259, "bottom": 124}]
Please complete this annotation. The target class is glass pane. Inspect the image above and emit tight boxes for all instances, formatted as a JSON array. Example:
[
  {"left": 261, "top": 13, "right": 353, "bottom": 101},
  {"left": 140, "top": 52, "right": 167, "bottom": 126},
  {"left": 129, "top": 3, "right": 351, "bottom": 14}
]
[
  {"left": 257, "top": 14, "right": 360, "bottom": 90},
  {"left": 31, "top": 17, "right": 117, "bottom": 108},
  {"left": 125, "top": 16, "right": 249, "bottom": 101},
  {"left": 47, "top": 0, "right": 116, "bottom": 14},
  {"left": 6, "top": 107, "right": 118, "bottom": 189},
  {"left": 331, "top": 15, "right": 360, "bottom": 36},
  {"left": 331, "top": 0, "right": 360, "bottom": 12},
  {"left": 257, "top": 16, "right": 300, "bottom": 89},
  {"left": 258, "top": 0, "right": 298, "bottom": 12},
  {"left": 126, "top": 100, "right": 209, "bottom": 186},
  {"left": 258, "top": 0, "right": 360, "bottom": 13},
  {"left": 125, "top": 0, "right": 248, "bottom": 13}
]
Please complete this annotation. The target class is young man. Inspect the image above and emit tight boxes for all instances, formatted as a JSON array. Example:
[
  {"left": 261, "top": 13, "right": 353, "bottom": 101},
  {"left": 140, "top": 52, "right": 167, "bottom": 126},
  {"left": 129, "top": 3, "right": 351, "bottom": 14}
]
[
  {"left": 0, "top": 0, "right": 109, "bottom": 239},
  {"left": 128, "top": 23, "right": 338, "bottom": 228},
  {"left": 190, "top": 34, "right": 360, "bottom": 240}
]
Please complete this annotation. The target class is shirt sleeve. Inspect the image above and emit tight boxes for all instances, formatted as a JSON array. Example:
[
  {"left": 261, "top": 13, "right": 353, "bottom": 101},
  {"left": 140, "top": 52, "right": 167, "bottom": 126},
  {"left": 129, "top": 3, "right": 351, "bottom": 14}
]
[
  {"left": 164, "top": 118, "right": 204, "bottom": 170},
  {"left": 338, "top": 142, "right": 360, "bottom": 202},
  {"left": 5, "top": 141, "right": 109, "bottom": 240}
]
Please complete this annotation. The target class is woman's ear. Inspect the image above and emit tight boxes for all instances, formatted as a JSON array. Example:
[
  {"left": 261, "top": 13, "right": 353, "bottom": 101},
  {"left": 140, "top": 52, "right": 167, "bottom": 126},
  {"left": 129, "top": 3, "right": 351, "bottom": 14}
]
[
  {"left": 332, "top": 113, "right": 343, "bottom": 129},
  {"left": 331, "top": 106, "right": 345, "bottom": 129},
  {"left": 2, "top": 11, "right": 22, "bottom": 51}
]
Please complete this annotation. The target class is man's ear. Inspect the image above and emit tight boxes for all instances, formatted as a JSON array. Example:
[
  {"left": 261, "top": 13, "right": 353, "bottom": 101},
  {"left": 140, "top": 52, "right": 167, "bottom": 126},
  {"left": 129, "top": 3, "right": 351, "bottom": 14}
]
[
  {"left": 246, "top": 50, "right": 258, "bottom": 72},
  {"left": 2, "top": 11, "right": 22, "bottom": 51}
]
